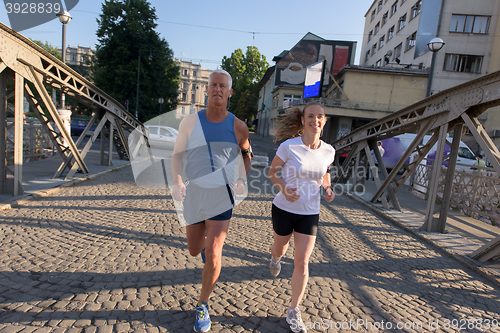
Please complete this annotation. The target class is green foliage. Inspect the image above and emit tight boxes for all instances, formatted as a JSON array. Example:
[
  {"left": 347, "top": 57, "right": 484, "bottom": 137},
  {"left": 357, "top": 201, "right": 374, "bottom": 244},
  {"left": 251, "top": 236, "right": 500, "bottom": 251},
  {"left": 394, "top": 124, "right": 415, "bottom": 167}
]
[
  {"left": 222, "top": 46, "right": 268, "bottom": 124},
  {"left": 31, "top": 40, "right": 62, "bottom": 60},
  {"left": 91, "top": 0, "right": 180, "bottom": 122}
]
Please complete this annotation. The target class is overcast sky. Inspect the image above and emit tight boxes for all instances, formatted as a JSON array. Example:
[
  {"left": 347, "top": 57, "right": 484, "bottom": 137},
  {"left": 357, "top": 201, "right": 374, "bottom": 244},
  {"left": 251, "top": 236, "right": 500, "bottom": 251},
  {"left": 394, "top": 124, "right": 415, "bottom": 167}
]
[{"left": 0, "top": 0, "right": 375, "bottom": 70}]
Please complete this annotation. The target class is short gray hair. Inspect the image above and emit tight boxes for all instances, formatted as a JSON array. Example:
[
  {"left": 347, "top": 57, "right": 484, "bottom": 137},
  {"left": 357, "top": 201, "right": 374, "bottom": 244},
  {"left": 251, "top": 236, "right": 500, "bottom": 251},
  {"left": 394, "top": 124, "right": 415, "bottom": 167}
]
[{"left": 209, "top": 69, "right": 232, "bottom": 89}]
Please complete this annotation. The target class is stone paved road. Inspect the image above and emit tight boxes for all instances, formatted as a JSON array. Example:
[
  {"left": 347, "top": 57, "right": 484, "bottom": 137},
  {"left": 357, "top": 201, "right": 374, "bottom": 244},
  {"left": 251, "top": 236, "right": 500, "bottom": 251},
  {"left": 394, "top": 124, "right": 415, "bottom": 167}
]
[{"left": 0, "top": 164, "right": 499, "bottom": 332}]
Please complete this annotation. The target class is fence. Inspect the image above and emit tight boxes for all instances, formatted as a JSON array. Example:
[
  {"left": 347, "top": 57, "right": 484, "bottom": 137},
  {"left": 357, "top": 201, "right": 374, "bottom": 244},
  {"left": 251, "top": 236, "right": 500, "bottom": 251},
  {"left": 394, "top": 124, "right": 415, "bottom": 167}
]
[
  {"left": 410, "top": 161, "right": 500, "bottom": 227},
  {"left": 6, "top": 118, "right": 56, "bottom": 166}
]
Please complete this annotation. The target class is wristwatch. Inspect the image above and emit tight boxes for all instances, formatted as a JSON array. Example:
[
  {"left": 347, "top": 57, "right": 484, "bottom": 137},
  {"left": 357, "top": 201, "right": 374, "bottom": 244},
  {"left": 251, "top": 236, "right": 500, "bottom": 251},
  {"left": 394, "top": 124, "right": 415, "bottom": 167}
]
[{"left": 237, "top": 178, "right": 247, "bottom": 186}]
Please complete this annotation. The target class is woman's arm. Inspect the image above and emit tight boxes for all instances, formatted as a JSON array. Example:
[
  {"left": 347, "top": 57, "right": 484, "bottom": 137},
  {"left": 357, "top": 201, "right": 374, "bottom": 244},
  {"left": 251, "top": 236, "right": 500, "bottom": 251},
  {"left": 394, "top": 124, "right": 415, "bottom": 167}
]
[
  {"left": 322, "top": 170, "right": 335, "bottom": 203},
  {"left": 268, "top": 155, "right": 301, "bottom": 202}
]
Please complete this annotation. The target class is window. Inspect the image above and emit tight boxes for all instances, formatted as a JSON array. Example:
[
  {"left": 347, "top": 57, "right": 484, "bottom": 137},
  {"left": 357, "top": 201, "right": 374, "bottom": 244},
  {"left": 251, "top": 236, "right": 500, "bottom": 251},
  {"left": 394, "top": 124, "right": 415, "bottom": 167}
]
[
  {"left": 148, "top": 126, "right": 158, "bottom": 135},
  {"left": 72, "top": 55, "right": 77, "bottom": 61},
  {"left": 406, "top": 32, "right": 417, "bottom": 51},
  {"left": 444, "top": 54, "right": 483, "bottom": 73},
  {"left": 193, "top": 70, "right": 197, "bottom": 77},
  {"left": 283, "top": 94, "right": 302, "bottom": 107},
  {"left": 182, "top": 93, "right": 187, "bottom": 102},
  {"left": 365, "top": 50, "right": 371, "bottom": 61},
  {"left": 368, "top": 30, "right": 373, "bottom": 42},
  {"left": 376, "top": 59, "right": 382, "bottom": 66},
  {"left": 378, "top": 0, "right": 383, "bottom": 12},
  {"left": 183, "top": 69, "right": 188, "bottom": 76},
  {"left": 388, "top": 25, "right": 395, "bottom": 40},
  {"left": 391, "top": 1, "right": 398, "bottom": 17},
  {"left": 382, "top": 12, "right": 388, "bottom": 26},
  {"left": 458, "top": 147, "right": 475, "bottom": 159},
  {"left": 411, "top": 1, "right": 421, "bottom": 20},
  {"left": 398, "top": 13, "right": 407, "bottom": 31},
  {"left": 379, "top": 35, "right": 385, "bottom": 48},
  {"left": 375, "top": 22, "right": 380, "bottom": 35},
  {"left": 371, "top": 9, "right": 376, "bottom": 21},
  {"left": 394, "top": 43, "right": 403, "bottom": 59},
  {"left": 159, "top": 128, "right": 174, "bottom": 137},
  {"left": 372, "top": 43, "right": 377, "bottom": 55},
  {"left": 191, "top": 94, "right": 196, "bottom": 103},
  {"left": 450, "top": 15, "right": 490, "bottom": 34},
  {"left": 183, "top": 82, "right": 189, "bottom": 90}
]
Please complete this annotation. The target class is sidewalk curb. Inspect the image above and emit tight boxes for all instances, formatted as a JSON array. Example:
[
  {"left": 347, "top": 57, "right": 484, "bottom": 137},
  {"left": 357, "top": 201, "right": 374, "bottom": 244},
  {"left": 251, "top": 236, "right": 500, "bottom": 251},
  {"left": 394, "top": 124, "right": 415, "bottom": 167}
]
[
  {"left": 346, "top": 191, "right": 500, "bottom": 288},
  {"left": 0, "top": 162, "right": 131, "bottom": 211}
]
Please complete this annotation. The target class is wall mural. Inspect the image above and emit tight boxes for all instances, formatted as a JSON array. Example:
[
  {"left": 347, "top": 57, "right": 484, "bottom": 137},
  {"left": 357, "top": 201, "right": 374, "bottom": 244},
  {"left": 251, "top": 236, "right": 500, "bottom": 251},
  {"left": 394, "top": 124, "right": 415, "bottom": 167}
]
[{"left": 274, "top": 39, "right": 356, "bottom": 88}]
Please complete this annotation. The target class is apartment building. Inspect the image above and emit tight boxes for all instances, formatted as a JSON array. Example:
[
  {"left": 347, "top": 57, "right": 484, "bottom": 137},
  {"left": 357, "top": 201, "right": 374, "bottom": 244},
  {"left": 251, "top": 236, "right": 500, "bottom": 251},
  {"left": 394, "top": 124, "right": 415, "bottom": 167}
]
[
  {"left": 361, "top": 0, "right": 500, "bottom": 152},
  {"left": 57, "top": 44, "right": 93, "bottom": 66},
  {"left": 176, "top": 60, "right": 211, "bottom": 118}
]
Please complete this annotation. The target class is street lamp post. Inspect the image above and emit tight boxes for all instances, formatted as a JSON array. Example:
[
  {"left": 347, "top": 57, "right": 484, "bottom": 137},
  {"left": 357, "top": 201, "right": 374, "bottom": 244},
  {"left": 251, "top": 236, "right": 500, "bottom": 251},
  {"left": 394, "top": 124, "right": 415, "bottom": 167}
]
[
  {"left": 158, "top": 97, "right": 164, "bottom": 115},
  {"left": 135, "top": 46, "right": 153, "bottom": 120},
  {"left": 426, "top": 37, "right": 445, "bottom": 97},
  {"left": 56, "top": 10, "right": 72, "bottom": 109}
]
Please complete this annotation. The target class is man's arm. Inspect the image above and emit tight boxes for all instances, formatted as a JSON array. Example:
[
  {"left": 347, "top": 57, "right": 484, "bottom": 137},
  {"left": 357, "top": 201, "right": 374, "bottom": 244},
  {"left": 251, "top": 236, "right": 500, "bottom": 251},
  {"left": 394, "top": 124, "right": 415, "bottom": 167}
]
[
  {"left": 171, "top": 114, "right": 195, "bottom": 201},
  {"left": 234, "top": 118, "right": 251, "bottom": 176}
]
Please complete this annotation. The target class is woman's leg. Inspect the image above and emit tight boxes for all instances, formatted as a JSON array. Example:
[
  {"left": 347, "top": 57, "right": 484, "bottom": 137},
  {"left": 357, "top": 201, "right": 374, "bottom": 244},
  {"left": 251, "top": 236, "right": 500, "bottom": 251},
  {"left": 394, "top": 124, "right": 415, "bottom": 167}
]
[
  {"left": 271, "top": 231, "right": 292, "bottom": 261},
  {"left": 290, "top": 231, "right": 316, "bottom": 309}
]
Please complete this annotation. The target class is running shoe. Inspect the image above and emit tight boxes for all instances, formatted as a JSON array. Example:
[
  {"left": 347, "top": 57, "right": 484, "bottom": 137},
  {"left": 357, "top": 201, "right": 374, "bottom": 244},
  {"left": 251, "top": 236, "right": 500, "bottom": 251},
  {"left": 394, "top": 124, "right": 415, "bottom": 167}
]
[
  {"left": 194, "top": 302, "right": 211, "bottom": 332},
  {"left": 269, "top": 258, "right": 281, "bottom": 277},
  {"left": 286, "top": 306, "right": 307, "bottom": 333}
]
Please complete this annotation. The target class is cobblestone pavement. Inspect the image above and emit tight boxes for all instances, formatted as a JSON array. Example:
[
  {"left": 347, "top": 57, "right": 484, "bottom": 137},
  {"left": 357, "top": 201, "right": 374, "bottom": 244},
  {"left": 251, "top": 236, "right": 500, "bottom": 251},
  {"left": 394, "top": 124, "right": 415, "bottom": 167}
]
[{"left": 0, "top": 161, "right": 500, "bottom": 332}]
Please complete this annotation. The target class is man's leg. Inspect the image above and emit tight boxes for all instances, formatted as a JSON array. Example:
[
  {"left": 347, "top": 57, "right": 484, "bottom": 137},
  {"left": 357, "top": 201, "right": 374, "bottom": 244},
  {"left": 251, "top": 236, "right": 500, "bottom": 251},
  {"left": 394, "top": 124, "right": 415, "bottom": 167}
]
[
  {"left": 186, "top": 222, "right": 206, "bottom": 257},
  {"left": 199, "top": 219, "right": 230, "bottom": 303}
]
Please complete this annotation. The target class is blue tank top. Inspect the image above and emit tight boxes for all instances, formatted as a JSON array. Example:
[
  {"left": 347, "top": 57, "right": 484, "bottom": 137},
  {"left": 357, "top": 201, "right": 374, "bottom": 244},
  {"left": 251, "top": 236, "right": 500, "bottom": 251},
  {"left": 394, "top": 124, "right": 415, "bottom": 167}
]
[{"left": 185, "top": 110, "right": 240, "bottom": 188}]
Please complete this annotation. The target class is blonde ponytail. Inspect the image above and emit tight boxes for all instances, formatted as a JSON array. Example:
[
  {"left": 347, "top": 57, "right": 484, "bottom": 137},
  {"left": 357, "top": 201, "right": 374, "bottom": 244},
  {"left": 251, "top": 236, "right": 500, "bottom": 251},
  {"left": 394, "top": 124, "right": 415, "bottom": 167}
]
[
  {"left": 273, "top": 106, "right": 303, "bottom": 142},
  {"left": 273, "top": 102, "right": 325, "bottom": 142}
]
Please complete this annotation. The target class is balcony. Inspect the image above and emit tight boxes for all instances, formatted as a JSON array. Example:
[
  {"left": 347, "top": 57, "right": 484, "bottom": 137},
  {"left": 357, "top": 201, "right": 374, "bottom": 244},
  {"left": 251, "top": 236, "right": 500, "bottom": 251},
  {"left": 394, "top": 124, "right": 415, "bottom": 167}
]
[{"left": 277, "top": 98, "right": 407, "bottom": 113}]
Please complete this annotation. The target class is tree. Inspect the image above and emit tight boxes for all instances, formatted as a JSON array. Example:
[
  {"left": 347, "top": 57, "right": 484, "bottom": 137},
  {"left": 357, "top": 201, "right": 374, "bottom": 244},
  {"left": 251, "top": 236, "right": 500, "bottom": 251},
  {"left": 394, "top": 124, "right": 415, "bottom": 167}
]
[
  {"left": 32, "top": 40, "right": 61, "bottom": 60},
  {"left": 221, "top": 46, "right": 269, "bottom": 123},
  {"left": 92, "top": 0, "right": 180, "bottom": 121}
]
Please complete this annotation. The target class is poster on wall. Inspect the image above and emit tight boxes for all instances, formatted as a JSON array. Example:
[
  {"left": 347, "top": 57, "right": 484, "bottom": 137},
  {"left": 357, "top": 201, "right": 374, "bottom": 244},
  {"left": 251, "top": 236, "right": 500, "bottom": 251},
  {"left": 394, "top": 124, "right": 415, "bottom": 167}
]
[
  {"left": 274, "top": 38, "right": 356, "bottom": 89},
  {"left": 414, "top": 0, "right": 443, "bottom": 58},
  {"left": 303, "top": 60, "right": 326, "bottom": 98}
]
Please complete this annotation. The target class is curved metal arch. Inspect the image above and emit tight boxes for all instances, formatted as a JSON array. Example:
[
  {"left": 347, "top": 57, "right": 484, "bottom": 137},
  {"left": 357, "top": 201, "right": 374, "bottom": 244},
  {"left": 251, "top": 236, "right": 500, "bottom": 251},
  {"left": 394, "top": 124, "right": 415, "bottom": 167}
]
[{"left": 0, "top": 21, "right": 149, "bottom": 189}]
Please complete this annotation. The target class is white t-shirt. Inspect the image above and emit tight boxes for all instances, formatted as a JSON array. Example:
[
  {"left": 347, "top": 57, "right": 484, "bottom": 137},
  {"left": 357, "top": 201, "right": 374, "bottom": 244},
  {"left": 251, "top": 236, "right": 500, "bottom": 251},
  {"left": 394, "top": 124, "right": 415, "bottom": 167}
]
[{"left": 273, "top": 136, "right": 336, "bottom": 215}]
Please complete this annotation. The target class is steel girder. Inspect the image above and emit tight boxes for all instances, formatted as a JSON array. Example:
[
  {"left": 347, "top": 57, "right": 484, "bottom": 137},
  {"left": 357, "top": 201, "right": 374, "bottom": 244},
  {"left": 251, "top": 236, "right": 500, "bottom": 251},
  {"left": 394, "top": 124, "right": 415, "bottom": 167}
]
[
  {"left": 333, "top": 70, "right": 500, "bottom": 238},
  {"left": 0, "top": 21, "right": 148, "bottom": 186}
]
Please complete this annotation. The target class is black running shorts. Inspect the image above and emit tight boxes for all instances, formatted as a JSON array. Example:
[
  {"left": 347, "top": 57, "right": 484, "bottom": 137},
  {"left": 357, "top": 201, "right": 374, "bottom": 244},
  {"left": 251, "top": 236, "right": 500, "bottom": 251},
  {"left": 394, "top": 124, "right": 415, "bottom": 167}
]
[{"left": 272, "top": 204, "right": 319, "bottom": 236}]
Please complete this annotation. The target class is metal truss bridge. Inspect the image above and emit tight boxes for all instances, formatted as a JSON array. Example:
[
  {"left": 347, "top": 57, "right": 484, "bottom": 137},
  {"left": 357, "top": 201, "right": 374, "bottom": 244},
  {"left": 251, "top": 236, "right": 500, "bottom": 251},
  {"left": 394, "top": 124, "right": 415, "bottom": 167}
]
[
  {"left": 332, "top": 70, "right": 500, "bottom": 262},
  {"left": 0, "top": 22, "right": 148, "bottom": 195}
]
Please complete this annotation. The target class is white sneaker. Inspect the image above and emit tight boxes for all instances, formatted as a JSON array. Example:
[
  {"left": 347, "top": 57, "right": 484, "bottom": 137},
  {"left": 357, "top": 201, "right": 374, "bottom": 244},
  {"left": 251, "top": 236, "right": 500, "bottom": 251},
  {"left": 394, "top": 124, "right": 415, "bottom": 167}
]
[
  {"left": 269, "top": 258, "right": 281, "bottom": 277},
  {"left": 286, "top": 307, "right": 307, "bottom": 332}
]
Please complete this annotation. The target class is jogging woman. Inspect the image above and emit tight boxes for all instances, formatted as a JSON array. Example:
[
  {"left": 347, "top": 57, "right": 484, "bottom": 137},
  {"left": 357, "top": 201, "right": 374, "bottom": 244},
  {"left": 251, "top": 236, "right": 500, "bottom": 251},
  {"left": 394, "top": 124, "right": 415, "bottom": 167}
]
[{"left": 268, "top": 102, "right": 335, "bottom": 333}]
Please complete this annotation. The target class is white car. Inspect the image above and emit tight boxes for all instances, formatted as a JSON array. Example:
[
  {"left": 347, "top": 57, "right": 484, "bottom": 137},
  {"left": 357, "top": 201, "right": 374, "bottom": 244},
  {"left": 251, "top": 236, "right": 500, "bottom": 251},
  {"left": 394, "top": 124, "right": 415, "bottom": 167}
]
[{"left": 146, "top": 125, "right": 178, "bottom": 150}]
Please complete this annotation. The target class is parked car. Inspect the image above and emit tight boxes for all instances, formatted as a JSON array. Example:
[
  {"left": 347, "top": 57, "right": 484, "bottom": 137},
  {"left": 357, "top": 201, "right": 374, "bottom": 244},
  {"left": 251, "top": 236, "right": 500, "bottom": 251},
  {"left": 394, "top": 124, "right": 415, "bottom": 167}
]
[
  {"left": 71, "top": 118, "right": 96, "bottom": 137},
  {"left": 379, "top": 133, "right": 477, "bottom": 171},
  {"left": 146, "top": 125, "right": 178, "bottom": 149}
]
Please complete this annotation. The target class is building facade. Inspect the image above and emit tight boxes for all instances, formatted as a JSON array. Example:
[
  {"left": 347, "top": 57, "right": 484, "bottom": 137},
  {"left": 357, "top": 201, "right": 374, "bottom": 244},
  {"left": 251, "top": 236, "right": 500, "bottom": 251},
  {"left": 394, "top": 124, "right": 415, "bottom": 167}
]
[
  {"left": 257, "top": 63, "right": 428, "bottom": 142},
  {"left": 57, "top": 44, "right": 93, "bottom": 66},
  {"left": 176, "top": 60, "right": 211, "bottom": 118},
  {"left": 256, "top": 33, "right": 358, "bottom": 138},
  {"left": 360, "top": 0, "right": 500, "bottom": 154}
]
